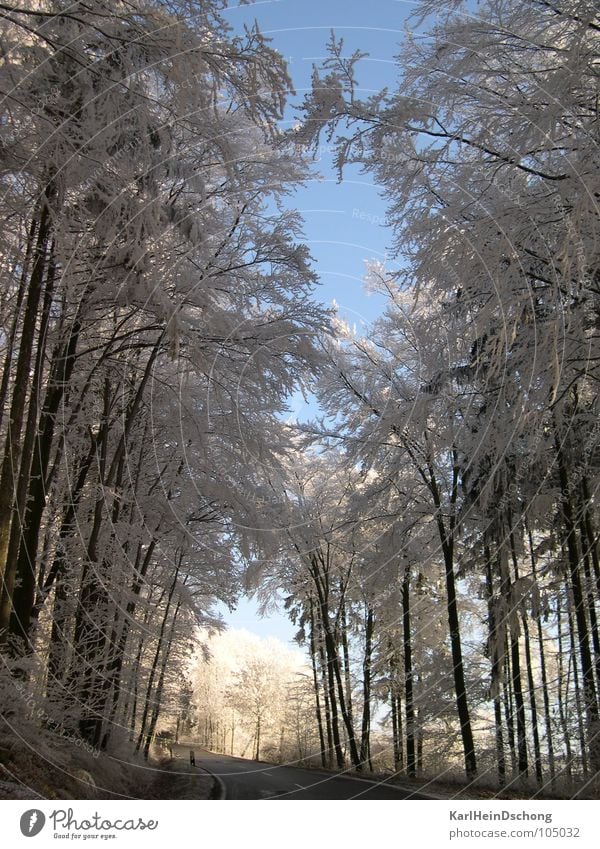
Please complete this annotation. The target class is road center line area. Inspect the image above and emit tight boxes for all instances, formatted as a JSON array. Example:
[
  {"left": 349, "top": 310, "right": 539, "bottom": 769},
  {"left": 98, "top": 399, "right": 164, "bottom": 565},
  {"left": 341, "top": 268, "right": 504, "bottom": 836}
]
[{"left": 171, "top": 746, "right": 433, "bottom": 801}]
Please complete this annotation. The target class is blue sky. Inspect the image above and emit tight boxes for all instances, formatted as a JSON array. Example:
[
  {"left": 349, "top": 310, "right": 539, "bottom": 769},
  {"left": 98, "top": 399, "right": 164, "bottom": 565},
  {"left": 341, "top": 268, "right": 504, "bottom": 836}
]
[
  {"left": 217, "top": 0, "right": 420, "bottom": 644},
  {"left": 225, "top": 0, "right": 420, "bottom": 317}
]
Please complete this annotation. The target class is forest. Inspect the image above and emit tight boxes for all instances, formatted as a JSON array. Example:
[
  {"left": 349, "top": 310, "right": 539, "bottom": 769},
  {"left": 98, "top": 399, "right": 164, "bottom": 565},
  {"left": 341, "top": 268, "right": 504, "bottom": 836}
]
[{"left": 0, "top": 0, "right": 599, "bottom": 800}]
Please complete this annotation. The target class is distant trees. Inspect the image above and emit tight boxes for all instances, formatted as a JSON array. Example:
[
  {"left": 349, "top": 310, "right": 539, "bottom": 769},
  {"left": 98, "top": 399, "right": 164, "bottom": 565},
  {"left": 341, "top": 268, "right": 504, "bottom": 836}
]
[{"left": 190, "top": 630, "right": 317, "bottom": 763}]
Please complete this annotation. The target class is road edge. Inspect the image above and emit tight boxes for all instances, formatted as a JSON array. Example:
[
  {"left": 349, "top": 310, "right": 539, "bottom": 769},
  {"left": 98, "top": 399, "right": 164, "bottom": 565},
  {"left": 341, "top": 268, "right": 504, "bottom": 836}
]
[{"left": 197, "top": 764, "right": 227, "bottom": 800}]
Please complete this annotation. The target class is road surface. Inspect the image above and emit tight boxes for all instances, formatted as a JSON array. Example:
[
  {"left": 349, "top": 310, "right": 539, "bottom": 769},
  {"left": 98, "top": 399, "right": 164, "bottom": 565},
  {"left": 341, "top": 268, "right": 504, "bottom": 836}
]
[{"left": 174, "top": 746, "right": 433, "bottom": 800}]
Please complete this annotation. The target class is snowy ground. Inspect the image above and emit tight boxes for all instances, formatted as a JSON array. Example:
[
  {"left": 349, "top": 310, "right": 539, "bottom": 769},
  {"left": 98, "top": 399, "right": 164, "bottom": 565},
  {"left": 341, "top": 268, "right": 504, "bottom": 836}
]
[{"left": 0, "top": 733, "right": 212, "bottom": 800}]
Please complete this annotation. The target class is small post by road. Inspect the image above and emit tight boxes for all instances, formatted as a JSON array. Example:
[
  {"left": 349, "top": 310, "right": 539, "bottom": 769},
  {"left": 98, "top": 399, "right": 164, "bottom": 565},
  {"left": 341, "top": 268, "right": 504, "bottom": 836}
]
[{"left": 189, "top": 749, "right": 195, "bottom": 767}]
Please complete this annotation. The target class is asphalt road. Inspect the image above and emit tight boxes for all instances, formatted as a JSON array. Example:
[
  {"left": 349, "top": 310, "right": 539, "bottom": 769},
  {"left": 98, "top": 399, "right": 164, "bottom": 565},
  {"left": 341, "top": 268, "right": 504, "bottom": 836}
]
[{"left": 174, "top": 746, "right": 433, "bottom": 800}]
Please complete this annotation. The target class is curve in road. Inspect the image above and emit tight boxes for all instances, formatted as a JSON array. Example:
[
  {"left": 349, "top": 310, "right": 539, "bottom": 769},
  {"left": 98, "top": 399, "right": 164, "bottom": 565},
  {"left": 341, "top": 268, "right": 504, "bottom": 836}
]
[{"left": 177, "top": 747, "right": 434, "bottom": 800}]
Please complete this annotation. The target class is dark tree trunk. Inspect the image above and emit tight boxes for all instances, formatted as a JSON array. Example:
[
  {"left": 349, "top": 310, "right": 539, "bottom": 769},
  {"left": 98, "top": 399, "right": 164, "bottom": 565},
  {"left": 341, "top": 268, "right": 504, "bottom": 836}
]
[
  {"left": 6, "top": 246, "right": 58, "bottom": 647},
  {"left": 102, "top": 539, "right": 157, "bottom": 746},
  {"left": 136, "top": 566, "right": 180, "bottom": 753},
  {"left": 321, "top": 618, "right": 352, "bottom": 768},
  {"left": 309, "top": 602, "right": 328, "bottom": 768},
  {"left": 442, "top": 542, "right": 477, "bottom": 779},
  {"left": 510, "top": 626, "right": 528, "bottom": 780},
  {"left": 522, "top": 617, "right": 543, "bottom": 785},
  {"left": 402, "top": 563, "right": 416, "bottom": 778},
  {"left": 509, "top": 528, "right": 539, "bottom": 783},
  {"left": 567, "top": 583, "right": 590, "bottom": 776},
  {"left": 0, "top": 215, "right": 37, "bottom": 434},
  {"left": 557, "top": 595, "right": 574, "bottom": 779},
  {"left": 578, "top": 518, "right": 600, "bottom": 695},
  {"left": 416, "top": 709, "right": 423, "bottom": 775},
  {"left": 555, "top": 436, "right": 600, "bottom": 771},
  {"left": 497, "top": 533, "right": 528, "bottom": 781},
  {"left": 359, "top": 604, "right": 374, "bottom": 768},
  {"left": 142, "top": 600, "right": 181, "bottom": 759},
  {"left": 503, "top": 635, "right": 517, "bottom": 778},
  {"left": 390, "top": 684, "right": 402, "bottom": 771},
  {"left": 527, "top": 528, "right": 556, "bottom": 785},
  {"left": 396, "top": 695, "right": 404, "bottom": 770},
  {"left": 310, "top": 552, "right": 359, "bottom": 768},
  {"left": 0, "top": 181, "right": 56, "bottom": 630},
  {"left": 41, "top": 438, "right": 98, "bottom": 686},
  {"left": 9, "top": 318, "right": 81, "bottom": 642},
  {"left": 485, "top": 547, "right": 506, "bottom": 787},
  {"left": 581, "top": 477, "right": 600, "bottom": 600},
  {"left": 316, "top": 618, "right": 335, "bottom": 768},
  {"left": 428, "top": 454, "right": 477, "bottom": 780},
  {"left": 340, "top": 596, "right": 355, "bottom": 738},
  {"left": 68, "top": 377, "right": 119, "bottom": 747}
]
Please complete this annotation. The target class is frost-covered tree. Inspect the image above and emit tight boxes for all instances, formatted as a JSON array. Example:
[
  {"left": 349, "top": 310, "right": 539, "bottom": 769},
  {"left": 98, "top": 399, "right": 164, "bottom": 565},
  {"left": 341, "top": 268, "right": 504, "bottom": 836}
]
[
  {"left": 293, "top": 0, "right": 600, "bottom": 783},
  {"left": 190, "top": 630, "right": 316, "bottom": 763},
  {"left": 0, "top": 0, "right": 327, "bottom": 757}
]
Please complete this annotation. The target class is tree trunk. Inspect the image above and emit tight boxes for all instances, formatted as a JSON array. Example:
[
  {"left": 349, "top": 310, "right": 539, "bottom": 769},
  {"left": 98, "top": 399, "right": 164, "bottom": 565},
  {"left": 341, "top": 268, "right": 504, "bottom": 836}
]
[
  {"left": 396, "top": 694, "right": 404, "bottom": 771},
  {"left": 578, "top": 518, "right": 600, "bottom": 695},
  {"left": 359, "top": 604, "right": 374, "bottom": 768},
  {"left": 555, "top": 435, "right": 600, "bottom": 771},
  {"left": 567, "top": 582, "right": 589, "bottom": 776},
  {"left": 142, "top": 600, "right": 181, "bottom": 759},
  {"left": 310, "top": 552, "right": 358, "bottom": 767},
  {"left": 0, "top": 181, "right": 56, "bottom": 627},
  {"left": 309, "top": 602, "right": 328, "bottom": 768},
  {"left": 503, "top": 634, "right": 517, "bottom": 778},
  {"left": 136, "top": 566, "right": 180, "bottom": 753},
  {"left": 557, "top": 594, "right": 574, "bottom": 779},
  {"left": 485, "top": 547, "right": 506, "bottom": 787},
  {"left": 428, "top": 455, "right": 477, "bottom": 779},
  {"left": 103, "top": 538, "right": 158, "bottom": 746},
  {"left": 498, "top": 535, "right": 528, "bottom": 781},
  {"left": 326, "top": 620, "right": 361, "bottom": 769},
  {"left": 581, "top": 477, "right": 600, "bottom": 600},
  {"left": 527, "top": 527, "right": 556, "bottom": 785},
  {"left": 416, "top": 708, "right": 423, "bottom": 775},
  {"left": 0, "top": 215, "right": 37, "bottom": 434},
  {"left": 340, "top": 596, "right": 355, "bottom": 737},
  {"left": 321, "top": 618, "right": 349, "bottom": 768},
  {"left": 510, "top": 628, "right": 528, "bottom": 780},
  {"left": 442, "top": 541, "right": 477, "bottom": 779},
  {"left": 316, "top": 618, "right": 335, "bottom": 768},
  {"left": 390, "top": 683, "right": 402, "bottom": 771},
  {"left": 402, "top": 563, "right": 416, "bottom": 777},
  {"left": 9, "top": 318, "right": 81, "bottom": 642},
  {"left": 5, "top": 245, "right": 58, "bottom": 646},
  {"left": 509, "top": 528, "right": 540, "bottom": 783}
]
